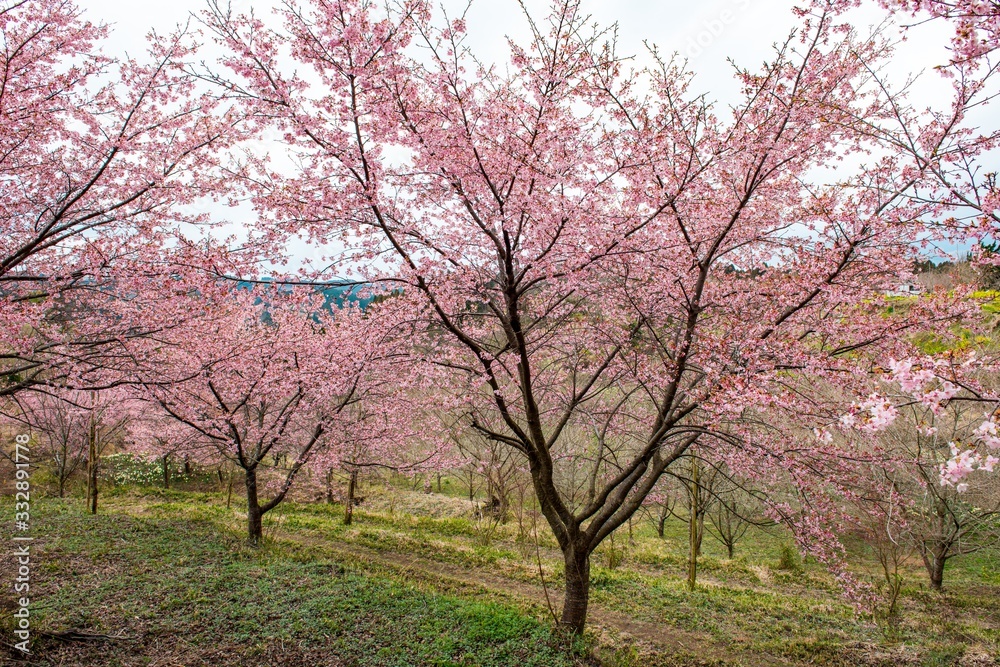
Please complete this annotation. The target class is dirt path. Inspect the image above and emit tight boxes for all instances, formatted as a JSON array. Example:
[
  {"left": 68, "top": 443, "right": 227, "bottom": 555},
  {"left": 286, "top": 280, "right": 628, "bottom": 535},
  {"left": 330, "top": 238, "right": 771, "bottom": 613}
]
[{"left": 275, "top": 529, "right": 792, "bottom": 667}]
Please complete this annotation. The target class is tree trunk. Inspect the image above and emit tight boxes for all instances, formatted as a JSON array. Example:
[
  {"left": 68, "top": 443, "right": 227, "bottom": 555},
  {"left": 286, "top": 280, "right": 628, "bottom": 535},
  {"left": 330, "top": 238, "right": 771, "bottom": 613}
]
[
  {"left": 86, "top": 418, "right": 98, "bottom": 515},
  {"left": 923, "top": 548, "right": 946, "bottom": 590},
  {"left": 929, "top": 559, "right": 944, "bottom": 591},
  {"left": 344, "top": 468, "right": 358, "bottom": 525},
  {"left": 687, "top": 463, "right": 700, "bottom": 590},
  {"left": 325, "top": 468, "right": 335, "bottom": 504},
  {"left": 226, "top": 469, "right": 235, "bottom": 509},
  {"left": 687, "top": 512, "right": 698, "bottom": 590},
  {"left": 88, "top": 462, "right": 98, "bottom": 514},
  {"left": 727, "top": 542, "right": 735, "bottom": 559},
  {"left": 162, "top": 454, "right": 171, "bottom": 489},
  {"left": 245, "top": 467, "right": 263, "bottom": 545},
  {"left": 695, "top": 513, "right": 705, "bottom": 557},
  {"left": 561, "top": 549, "right": 591, "bottom": 635}
]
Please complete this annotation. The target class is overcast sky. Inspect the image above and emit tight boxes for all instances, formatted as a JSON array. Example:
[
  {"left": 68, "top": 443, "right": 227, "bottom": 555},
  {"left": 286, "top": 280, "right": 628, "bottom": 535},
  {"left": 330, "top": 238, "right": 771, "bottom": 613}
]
[
  {"left": 82, "top": 0, "right": 955, "bottom": 105},
  {"left": 78, "top": 0, "right": 964, "bottom": 269}
]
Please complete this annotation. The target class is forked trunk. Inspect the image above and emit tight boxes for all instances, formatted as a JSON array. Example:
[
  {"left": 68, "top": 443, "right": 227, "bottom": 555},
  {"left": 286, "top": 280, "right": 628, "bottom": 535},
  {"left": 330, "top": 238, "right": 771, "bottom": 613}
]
[{"left": 561, "top": 549, "right": 590, "bottom": 635}]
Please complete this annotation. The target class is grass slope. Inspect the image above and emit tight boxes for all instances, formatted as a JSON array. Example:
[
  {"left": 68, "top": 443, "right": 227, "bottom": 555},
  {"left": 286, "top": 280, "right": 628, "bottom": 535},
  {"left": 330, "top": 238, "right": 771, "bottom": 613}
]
[
  {"left": 0, "top": 497, "right": 584, "bottom": 667},
  {"left": 1, "top": 487, "right": 998, "bottom": 666}
]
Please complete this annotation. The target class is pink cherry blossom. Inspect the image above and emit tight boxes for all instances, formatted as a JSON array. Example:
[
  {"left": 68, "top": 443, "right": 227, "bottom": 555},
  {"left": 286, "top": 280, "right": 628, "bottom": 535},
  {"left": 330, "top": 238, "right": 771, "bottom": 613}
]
[{"left": 200, "top": 0, "right": 999, "bottom": 631}]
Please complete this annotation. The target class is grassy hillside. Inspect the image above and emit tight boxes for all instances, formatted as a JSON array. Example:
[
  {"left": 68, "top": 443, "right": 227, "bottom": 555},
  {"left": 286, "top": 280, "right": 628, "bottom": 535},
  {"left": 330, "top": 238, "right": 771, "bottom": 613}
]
[{"left": 1, "top": 488, "right": 997, "bottom": 666}]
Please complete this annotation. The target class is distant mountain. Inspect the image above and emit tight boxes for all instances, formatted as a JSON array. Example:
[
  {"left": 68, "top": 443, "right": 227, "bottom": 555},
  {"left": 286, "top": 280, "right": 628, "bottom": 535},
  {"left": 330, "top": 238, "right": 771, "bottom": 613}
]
[{"left": 232, "top": 278, "right": 377, "bottom": 317}]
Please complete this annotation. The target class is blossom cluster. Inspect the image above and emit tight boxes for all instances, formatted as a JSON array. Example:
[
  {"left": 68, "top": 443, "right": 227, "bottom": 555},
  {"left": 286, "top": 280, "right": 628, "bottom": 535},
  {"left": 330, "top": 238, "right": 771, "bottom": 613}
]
[
  {"left": 838, "top": 357, "right": 999, "bottom": 490},
  {"left": 940, "top": 422, "right": 1000, "bottom": 489},
  {"left": 839, "top": 394, "right": 899, "bottom": 432}
]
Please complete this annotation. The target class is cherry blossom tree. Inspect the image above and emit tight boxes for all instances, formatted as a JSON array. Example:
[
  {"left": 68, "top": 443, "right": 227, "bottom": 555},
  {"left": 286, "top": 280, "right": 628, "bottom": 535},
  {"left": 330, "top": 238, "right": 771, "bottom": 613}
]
[
  {"left": 1, "top": 390, "right": 90, "bottom": 497},
  {"left": 0, "top": 0, "right": 239, "bottom": 398},
  {"left": 80, "top": 389, "right": 136, "bottom": 514},
  {"left": 202, "top": 0, "right": 992, "bottom": 632},
  {"left": 881, "top": 0, "right": 1000, "bottom": 62},
  {"left": 125, "top": 410, "right": 216, "bottom": 489},
  {"left": 837, "top": 358, "right": 1000, "bottom": 589},
  {"left": 304, "top": 370, "right": 442, "bottom": 525},
  {"left": 1, "top": 383, "right": 136, "bottom": 508},
  {"left": 892, "top": 405, "right": 1000, "bottom": 590},
  {"left": 845, "top": 0, "right": 1000, "bottom": 253},
  {"left": 128, "top": 283, "right": 412, "bottom": 543},
  {"left": 837, "top": 355, "right": 1000, "bottom": 488}
]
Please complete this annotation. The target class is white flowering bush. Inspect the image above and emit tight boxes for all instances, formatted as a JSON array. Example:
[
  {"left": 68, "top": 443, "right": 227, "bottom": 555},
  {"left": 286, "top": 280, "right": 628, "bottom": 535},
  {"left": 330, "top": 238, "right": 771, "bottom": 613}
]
[
  {"left": 103, "top": 453, "right": 165, "bottom": 487},
  {"left": 102, "top": 453, "right": 215, "bottom": 488}
]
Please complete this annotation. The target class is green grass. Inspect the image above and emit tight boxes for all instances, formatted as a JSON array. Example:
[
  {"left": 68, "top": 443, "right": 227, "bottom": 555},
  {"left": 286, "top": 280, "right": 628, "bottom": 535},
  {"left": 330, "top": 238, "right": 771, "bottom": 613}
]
[
  {"left": 0, "top": 496, "right": 586, "bottom": 666},
  {"left": 2, "top": 486, "right": 998, "bottom": 667}
]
